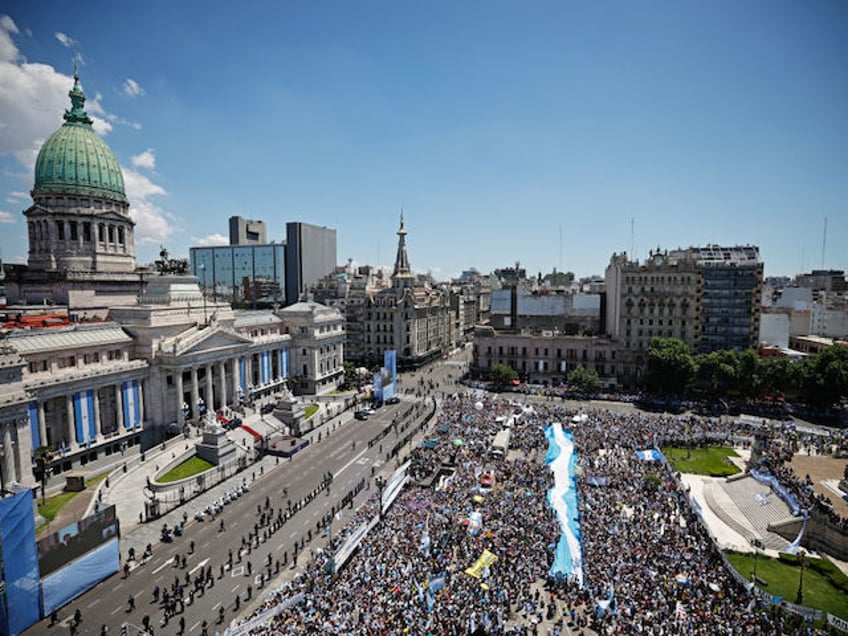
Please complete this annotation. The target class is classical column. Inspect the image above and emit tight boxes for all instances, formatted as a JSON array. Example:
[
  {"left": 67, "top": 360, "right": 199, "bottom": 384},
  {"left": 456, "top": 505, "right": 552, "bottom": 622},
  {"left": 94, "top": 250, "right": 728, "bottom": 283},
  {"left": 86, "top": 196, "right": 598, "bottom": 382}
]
[
  {"left": 205, "top": 364, "right": 214, "bottom": 413},
  {"left": 231, "top": 358, "right": 240, "bottom": 404},
  {"left": 176, "top": 369, "right": 185, "bottom": 424},
  {"left": 37, "top": 400, "right": 47, "bottom": 450},
  {"left": 190, "top": 367, "right": 200, "bottom": 422},
  {"left": 66, "top": 394, "right": 78, "bottom": 452},
  {"left": 2, "top": 428, "right": 14, "bottom": 485},
  {"left": 115, "top": 384, "right": 124, "bottom": 432},
  {"left": 92, "top": 387, "right": 102, "bottom": 437},
  {"left": 218, "top": 360, "right": 227, "bottom": 409},
  {"left": 138, "top": 379, "right": 145, "bottom": 426}
]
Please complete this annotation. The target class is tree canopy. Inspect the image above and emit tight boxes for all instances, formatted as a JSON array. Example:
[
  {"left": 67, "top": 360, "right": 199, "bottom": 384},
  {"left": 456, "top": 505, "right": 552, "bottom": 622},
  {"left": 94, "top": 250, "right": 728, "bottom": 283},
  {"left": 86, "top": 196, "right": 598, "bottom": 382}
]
[
  {"left": 490, "top": 363, "right": 518, "bottom": 387},
  {"left": 567, "top": 365, "right": 602, "bottom": 393},
  {"left": 645, "top": 337, "right": 696, "bottom": 395}
]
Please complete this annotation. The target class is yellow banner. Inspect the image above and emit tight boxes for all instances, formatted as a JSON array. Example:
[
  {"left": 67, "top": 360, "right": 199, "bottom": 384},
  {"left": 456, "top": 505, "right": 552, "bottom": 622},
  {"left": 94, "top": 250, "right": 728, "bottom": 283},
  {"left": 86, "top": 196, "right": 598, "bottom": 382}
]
[{"left": 464, "top": 549, "right": 498, "bottom": 579}]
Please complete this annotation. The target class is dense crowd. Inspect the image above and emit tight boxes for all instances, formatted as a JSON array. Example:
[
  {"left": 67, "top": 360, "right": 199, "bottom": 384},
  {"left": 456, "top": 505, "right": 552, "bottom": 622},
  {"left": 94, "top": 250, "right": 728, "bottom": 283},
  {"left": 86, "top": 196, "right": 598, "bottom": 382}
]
[{"left": 227, "top": 393, "right": 842, "bottom": 635}]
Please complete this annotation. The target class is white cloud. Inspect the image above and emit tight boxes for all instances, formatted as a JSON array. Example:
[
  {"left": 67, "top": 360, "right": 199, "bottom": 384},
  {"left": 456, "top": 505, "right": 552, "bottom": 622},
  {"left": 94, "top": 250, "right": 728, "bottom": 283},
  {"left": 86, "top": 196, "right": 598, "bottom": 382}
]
[
  {"left": 193, "top": 233, "right": 229, "bottom": 247},
  {"left": 54, "top": 32, "right": 72, "bottom": 48},
  {"left": 122, "top": 166, "right": 174, "bottom": 245},
  {"left": 0, "top": 18, "right": 142, "bottom": 175},
  {"left": 123, "top": 78, "right": 144, "bottom": 97},
  {"left": 131, "top": 148, "right": 156, "bottom": 170},
  {"left": 0, "top": 209, "right": 15, "bottom": 223},
  {"left": 6, "top": 190, "right": 27, "bottom": 200},
  {"left": 0, "top": 15, "right": 20, "bottom": 62}
]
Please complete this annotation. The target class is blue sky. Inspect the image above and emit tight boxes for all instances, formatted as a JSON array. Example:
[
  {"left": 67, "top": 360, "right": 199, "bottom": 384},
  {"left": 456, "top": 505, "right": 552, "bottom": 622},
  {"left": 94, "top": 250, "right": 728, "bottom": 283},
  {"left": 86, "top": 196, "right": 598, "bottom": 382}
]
[{"left": 1, "top": 1, "right": 846, "bottom": 280}]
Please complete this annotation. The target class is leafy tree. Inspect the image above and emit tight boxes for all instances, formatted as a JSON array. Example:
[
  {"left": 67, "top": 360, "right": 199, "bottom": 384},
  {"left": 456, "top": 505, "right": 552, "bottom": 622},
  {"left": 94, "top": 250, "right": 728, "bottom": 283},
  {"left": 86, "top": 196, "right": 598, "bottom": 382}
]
[
  {"left": 567, "top": 365, "right": 602, "bottom": 393},
  {"left": 645, "top": 337, "right": 695, "bottom": 395},
  {"left": 489, "top": 363, "right": 518, "bottom": 387},
  {"left": 800, "top": 345, "right": 848, "bottom": 406},
  {"left": 341, "top": 360, "right": 358, "bottom": 389},
  {"left": 696, "top": 351, "right": 738, "bottom": 396},
  {"left": 33, "top": 446, "right": 54, "bottom": 504}
]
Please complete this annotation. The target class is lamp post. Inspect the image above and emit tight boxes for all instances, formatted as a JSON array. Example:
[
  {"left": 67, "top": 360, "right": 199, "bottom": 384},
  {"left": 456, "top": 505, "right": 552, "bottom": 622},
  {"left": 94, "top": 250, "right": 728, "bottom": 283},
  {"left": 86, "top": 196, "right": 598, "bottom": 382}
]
[
  {"left": 796, "top": 549, "right": 806, "bottom": 605},
  {"left": 750, "top": 537, "right": 763, "bottom": 582},
  {"left": 0, "top": 441, "right": 6, "bottom": 497},
  {"left": 375, "top": 475, "right": 386, "bottom": 519}
]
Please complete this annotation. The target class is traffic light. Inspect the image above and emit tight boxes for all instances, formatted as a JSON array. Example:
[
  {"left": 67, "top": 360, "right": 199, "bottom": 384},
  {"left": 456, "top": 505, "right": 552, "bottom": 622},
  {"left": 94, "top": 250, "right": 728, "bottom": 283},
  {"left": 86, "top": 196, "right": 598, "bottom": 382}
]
[{"left": 120, "top": 624, "right": 128, "bottom": 636}]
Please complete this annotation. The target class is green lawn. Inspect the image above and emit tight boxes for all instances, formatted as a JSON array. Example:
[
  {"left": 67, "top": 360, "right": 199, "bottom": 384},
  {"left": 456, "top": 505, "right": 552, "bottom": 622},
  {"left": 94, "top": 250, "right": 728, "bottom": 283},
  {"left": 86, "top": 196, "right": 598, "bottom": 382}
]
[
  {"left": 37, "top": 490, "right": 79, "bottom": 527},
  {"left": 304, "top": 404, "right": 319, "bottom": 419},
  {"left": 661, "top": 446, "right": 741, "bottom": 476},
  {"left": 158, "top": 456, "right": 214, "bottom": 483},
  {"left": 726, "top": 551, "right": 848, "bottom": 620}
]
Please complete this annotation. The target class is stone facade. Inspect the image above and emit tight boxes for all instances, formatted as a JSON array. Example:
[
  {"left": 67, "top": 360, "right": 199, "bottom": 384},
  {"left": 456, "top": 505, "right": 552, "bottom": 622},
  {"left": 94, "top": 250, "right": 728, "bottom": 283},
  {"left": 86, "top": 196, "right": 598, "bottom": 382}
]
[{"left": 278, "top": 301, "right": 345, "bottom": 395}]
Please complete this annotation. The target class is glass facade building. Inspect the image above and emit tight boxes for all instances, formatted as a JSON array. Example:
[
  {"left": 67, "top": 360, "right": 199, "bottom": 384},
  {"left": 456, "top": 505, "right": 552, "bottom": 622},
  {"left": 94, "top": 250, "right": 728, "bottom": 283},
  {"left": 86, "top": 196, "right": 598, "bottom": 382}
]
[{"left": 190, "top": 244, "right": 284, "bottom": 305}]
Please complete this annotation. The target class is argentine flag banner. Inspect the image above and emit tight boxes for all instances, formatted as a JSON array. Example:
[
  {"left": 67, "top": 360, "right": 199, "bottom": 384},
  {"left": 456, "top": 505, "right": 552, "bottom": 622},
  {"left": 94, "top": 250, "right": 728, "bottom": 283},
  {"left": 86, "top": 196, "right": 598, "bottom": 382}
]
[
  {"left": 122, "top": 380, "right": 141, "bottom": 429},
  {"left": 73, "top": 390, "right": 96, "bottom": 444},
  {"left": 279, "top": 348, "right": 289, "bottom": 379}
]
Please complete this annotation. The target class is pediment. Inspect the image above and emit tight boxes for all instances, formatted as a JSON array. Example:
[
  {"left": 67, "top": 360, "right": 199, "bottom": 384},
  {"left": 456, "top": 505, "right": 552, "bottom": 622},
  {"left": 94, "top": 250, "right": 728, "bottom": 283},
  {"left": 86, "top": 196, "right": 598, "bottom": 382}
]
[{"left": 181, "top": 329, "right": 253, "bottom": 356}]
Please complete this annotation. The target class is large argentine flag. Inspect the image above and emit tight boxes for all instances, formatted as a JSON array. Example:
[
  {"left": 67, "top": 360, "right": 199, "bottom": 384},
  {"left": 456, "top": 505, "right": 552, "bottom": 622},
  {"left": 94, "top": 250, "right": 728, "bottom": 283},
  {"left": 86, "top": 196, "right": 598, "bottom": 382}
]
[
  {"left": 122, "top": 380, "right": 141, "bottom": 429},
  {"left": 73, "top": 390, "right": 96, "bottom": 444}
]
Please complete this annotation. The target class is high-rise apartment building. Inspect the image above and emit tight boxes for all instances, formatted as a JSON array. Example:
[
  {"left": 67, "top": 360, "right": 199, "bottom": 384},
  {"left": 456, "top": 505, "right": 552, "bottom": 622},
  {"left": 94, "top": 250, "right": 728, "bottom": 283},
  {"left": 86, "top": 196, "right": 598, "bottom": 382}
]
[
  {"left": 284, "top": 222, "right": 337, "bottom": 306},
  {"left": 605, "top": 245, "right": 763, "bottom": 356}
]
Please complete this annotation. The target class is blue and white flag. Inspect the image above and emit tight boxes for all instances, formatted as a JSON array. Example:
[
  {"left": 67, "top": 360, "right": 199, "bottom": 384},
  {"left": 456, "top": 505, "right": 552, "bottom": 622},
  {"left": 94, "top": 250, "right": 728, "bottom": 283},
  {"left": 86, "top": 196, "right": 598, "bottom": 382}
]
[{"left": 785, "top": 513, "right": 808, "bottom": 555}]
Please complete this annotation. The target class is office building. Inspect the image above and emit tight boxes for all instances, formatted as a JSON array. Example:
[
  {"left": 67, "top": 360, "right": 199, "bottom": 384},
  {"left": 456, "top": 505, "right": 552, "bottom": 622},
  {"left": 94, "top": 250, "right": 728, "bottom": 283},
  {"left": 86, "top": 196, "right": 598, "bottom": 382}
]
[
  {"left": 285, "top": 222, "right": 337, "bottom": 306},
  {"left": 229, "top": 215, "right": 267, "bottom": 245},
  {"left": 190, "top": 244, "right": 285, "bottom": 305}
]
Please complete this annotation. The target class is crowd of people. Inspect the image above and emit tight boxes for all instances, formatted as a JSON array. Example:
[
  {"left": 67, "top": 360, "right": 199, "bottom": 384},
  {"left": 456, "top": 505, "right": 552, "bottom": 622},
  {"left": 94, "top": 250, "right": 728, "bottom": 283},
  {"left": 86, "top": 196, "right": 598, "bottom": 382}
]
[{"left": 224, "top": 391, "right": 843, "bottom": 635}]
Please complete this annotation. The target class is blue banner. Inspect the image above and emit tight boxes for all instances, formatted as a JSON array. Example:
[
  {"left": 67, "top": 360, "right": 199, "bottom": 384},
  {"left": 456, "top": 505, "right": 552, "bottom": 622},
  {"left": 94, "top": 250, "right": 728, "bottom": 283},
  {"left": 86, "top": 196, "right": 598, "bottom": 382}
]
[
  {"left": 239, "top": 358, "right": 246, "bottom": 391},
  {"left": 29, "top": 401, "right": 40, "bottom": 450},
  {"left": 0, "top": 489, "right": 41, "bottom": 635},
  {"left": 122, "top": 380, "right": 141, "bottom": 430},
  {"left": 41, "top": 539, "right": 120, "bottom": 616},
  {"left": 373, "top": 372, "right": 383, "bottom": 402},
  {"left": 73, "top": 390, "right": 96, "bottom": 445},
  {"left": 279, "top": 348, "right": 289, "bottom": 379},
  {"left": 382, "top": 350, "right": 397, "bottom": 400},
  {"left": 261, "top": 351, "right": 271, "bottom": 384}
]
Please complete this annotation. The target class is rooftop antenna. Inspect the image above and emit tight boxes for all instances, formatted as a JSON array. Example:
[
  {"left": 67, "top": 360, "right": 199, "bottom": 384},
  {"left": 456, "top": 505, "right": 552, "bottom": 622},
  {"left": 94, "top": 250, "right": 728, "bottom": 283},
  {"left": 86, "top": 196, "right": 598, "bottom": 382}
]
[
  {"left": 821, "top": 216, "right": 827, "bottom": 269},
  {"left": 558, "top": 225, "right": 562, "bottom": 272},
  {"left": 630, "top": 217, "right": 635, "bottom": 260}
]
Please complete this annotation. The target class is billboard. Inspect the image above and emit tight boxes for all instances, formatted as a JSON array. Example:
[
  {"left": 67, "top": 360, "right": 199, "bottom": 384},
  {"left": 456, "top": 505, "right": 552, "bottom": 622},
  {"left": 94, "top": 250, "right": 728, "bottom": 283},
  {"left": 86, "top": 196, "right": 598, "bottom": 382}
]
[
  {"left": 0, "top": 489, "right": 40, "bottom": 636},
  {"left": 382, "top": 350, "right": 397, "bottom": 401},
  {"left": 37, "top": 504, "right": 119, "bottom": 578},
  {"left": 373, "top": 350, "right": 397, "bottom": 403}
]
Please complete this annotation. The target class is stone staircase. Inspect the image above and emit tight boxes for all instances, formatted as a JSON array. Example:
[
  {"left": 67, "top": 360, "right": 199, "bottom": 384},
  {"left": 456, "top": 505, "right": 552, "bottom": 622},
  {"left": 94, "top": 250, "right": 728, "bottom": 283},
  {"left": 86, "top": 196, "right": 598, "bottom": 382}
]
[
  {"left": 703, "top": 482, "right": 756, "bottom": 541},
  {"left": 720, "top": 476, "right": 795, "bottom": 551}
]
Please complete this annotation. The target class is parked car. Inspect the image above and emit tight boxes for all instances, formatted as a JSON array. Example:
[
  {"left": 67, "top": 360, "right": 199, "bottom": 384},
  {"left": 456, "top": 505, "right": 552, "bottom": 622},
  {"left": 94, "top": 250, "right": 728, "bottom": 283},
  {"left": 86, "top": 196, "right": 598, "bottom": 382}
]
[
  {"left": 355, "top": 410, "right": 370, "bottom": 421},
  {"left": 386, "top": 395, "right": 400, "bottom": 405}
]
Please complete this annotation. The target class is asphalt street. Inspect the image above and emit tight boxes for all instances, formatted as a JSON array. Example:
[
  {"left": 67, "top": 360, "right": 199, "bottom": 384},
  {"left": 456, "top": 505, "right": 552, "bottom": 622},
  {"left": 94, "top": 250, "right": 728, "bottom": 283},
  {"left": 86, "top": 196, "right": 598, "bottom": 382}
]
[{"left": 25, "top": 397, "right": 433, "bottom": 635}]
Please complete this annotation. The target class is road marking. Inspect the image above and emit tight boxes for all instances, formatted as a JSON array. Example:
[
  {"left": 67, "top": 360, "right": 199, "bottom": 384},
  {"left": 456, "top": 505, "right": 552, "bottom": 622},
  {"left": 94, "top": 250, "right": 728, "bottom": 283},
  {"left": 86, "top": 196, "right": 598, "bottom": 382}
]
[
  {"left": 212, "top": 601, "right": 221, "bottom": 610},
  {"left": 110, "top": 605, "right": 123, "bottom": 615},
  {"left": 276, "top": 543, "right": 286, "bottom": 551},
  {"left": 231, "top": 565, "right": 244, "bottom": 577},
  {"left": 189, "top": 558, "right": 210, "bottom": 575},
  {"left": 152, "top": 558, "right": 174, "bottom": 574},
  {"left": 231, "top": 584, "right": 241, "bottom": 593},
  {"left": 190, "top": 621, "right": 200, "bottom": 632},
  {"left": 312, "top": 510, "right": 319, "bottom": 517},
  {"left": 336, "top": 447, "right": 370, "bottom": 477},
  {"left": 87, "top": 598, "right": 100, "bottom": 608},
  {"left": 290, "top": 531, "right": 297, "bottom": 538}
]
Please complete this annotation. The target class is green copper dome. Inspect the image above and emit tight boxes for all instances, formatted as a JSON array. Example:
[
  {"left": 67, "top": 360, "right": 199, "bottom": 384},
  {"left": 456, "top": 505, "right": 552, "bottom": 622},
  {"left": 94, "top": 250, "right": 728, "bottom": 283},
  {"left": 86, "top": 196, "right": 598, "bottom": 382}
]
[{"left": 33, "top": 75, "right": 127, "bottom": 204}]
